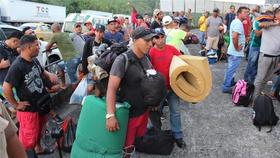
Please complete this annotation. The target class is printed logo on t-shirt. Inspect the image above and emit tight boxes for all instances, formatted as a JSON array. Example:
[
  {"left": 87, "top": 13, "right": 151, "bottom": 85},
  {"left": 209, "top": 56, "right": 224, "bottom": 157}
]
[{"left": 24, "top": 65, "right": 44, "bottom": 93}]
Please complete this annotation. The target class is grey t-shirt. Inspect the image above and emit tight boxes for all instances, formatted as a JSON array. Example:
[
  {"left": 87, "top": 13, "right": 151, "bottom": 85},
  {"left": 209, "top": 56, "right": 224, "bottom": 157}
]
[
  {"left": 110, "top": 52, "right": 151, "bottom": 78},
  {"left": 260, "top": 26, "right": 280, "bottom": 56},
  {"left": 110, "top": 51, "right": 152, "bottom": 118},
  {"left": 69, "top": 33, "right": 86, "bottom": 57},
  {"left": 206, "top": 16, "right": 223, "bottom": 37}
]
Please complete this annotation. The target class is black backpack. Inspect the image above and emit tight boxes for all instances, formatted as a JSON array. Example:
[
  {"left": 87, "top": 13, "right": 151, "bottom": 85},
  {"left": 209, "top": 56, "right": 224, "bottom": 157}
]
[
  {"left": 134, "top": 129, "right": 175, "bottom": 155},
  {"left": 138, "top": 61, "right": 167, "bottom": 107},
  {"left": 94, "top": 41, "right": 129, "bottom": 73},
  {"left": 93, "top": 41, "right": 130, "bottom": 97},
  {"left": 253, "top": 94, "right": 279, "bottom": 133}
]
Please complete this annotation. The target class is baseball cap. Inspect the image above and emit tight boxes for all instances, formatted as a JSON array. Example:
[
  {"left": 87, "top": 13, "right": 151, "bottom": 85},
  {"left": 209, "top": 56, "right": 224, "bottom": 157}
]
[
  {"left": 154, "top": 28, "right": 165, "bottom": 36},
  {"left": 173, "top": 17, "right": 180, "bottom": 23},
  {"left": 162, "top": 16, "right": 173, "bottom": 26},
  {"left": 108, "top": 18, "right": 117, "bottom": 24},
  {"left": 84, "top": 20, "right": 92, "bottom": 26},
  {"left": 153, "top": 9, "right": 162, "bottom": 17},
  {"left": 95, "top": 23, "right": 105, "bottom": 32},
  {"left": 131, "top": 27, "right": 157, "bottom": 40},
  {"left": 74, "top": 22, "right": 82, "bottom": 27}
]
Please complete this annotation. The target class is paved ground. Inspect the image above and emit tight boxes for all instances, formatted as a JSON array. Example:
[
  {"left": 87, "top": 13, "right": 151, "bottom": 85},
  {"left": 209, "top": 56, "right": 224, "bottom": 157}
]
[{"left": 40, "top": 30, "right": 280, "bottom": 158}]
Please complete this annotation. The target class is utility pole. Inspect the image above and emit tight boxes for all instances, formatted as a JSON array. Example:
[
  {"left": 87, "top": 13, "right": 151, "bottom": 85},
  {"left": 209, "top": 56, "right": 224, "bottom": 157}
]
[
  {"left": 172, "top": 0, "right": 174, "bottom": 13},
  {"left": 194, "top": 0, "right": 197, "bottom": 13}
]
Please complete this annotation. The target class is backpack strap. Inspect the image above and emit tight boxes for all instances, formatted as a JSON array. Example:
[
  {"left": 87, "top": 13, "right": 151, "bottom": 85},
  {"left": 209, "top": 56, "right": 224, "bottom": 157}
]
[{"left": 122, "top": 53, "right": 129, "bottom": 73}]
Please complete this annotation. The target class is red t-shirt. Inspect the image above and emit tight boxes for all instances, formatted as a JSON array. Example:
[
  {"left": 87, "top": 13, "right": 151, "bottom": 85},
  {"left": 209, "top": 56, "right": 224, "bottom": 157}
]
[
  {"left": 149, "top": 44, "right": 181, "bottom": 89},
  {"left": 131, "top": 8, "right": 138, "bottom": 25}
]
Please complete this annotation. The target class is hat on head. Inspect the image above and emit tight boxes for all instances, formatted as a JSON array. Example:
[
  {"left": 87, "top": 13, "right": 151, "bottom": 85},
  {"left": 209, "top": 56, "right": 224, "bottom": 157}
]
[
  {"left": 162, "top": 16, "right": 173, "bottom": 26},
  {"left": 74, "top": 22, "right": 82, "bottom": 27},
  {"left": 173, "top": 17, "right": 180, "bottom": 23},
  {"left": 154, "top": 28, "right": 165, "bottom": 36},
  {"left": 153, "top": 9, "right": 162, "bottom": 17},
  {"left": 108, "top": 18, "right": 117, "bottom": 24},
  {"left": 131, "top": 27, "right": 157, "bottom": 40},
  {"left": 84, "top": 20, "right": 92, "bottom": 26},
  {"left": 95, "top": 23, "right": 105, "bottom": 32},
  {"left": 230, "top": 5, "right": 235, "bottom": 8}
]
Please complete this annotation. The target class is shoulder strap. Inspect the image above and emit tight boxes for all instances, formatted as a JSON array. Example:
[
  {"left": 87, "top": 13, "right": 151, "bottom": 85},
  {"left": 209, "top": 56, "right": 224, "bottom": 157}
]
[
  {"left": 122, "top": 53, "right": 129, "bottom": 73},
  {"left": 32, "top": 58, "right": 44, "bottom": 74}
]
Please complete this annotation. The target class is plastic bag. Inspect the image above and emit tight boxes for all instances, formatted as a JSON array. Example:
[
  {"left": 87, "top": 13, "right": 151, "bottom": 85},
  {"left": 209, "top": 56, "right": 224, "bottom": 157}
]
[{"left": 69, "top": 77, "right": 87, "bottom": 104}]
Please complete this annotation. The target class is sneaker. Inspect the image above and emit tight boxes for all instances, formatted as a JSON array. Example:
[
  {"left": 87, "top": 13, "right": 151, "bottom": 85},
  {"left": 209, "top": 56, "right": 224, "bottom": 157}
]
[
  {"left": 199, "top": 50, "right": 206, "bottom": 56},
  {"left": 175, "top": 138, "right": 186, "bottom": 149},
  {"left": 222, "top": 88, "right": 232, "bottom": 94}
]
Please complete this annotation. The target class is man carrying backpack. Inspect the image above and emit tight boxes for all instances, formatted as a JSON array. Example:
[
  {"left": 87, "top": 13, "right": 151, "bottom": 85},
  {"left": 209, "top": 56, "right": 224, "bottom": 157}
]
[
  {"left": 106, "top": 27, "right": 156, "bottom": 157},
  {"left": 82, "top": 24, "right": 112, "bottom": 93},
  {"left": 253, "top": 8, "right": 280, "bottom": 97},
  {"left": 82, "top": 24, "right": 112, "bottom": 75},
  {"left": 149, "top": 28, "right": 186, "bottom": 148}
]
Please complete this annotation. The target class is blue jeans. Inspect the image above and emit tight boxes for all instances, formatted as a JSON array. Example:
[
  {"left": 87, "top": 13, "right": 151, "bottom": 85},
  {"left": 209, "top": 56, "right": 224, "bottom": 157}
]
[
  {"left": 58, "top": 57, "right": 80, "bottom": 84},
  {"left": 199, "top": 31, "right": 206, "bottom": 45},
  {"left": 166, "top": 90, "right": 184, "bottom": 139},
  {"left": 244, "top": 47, "right": 260, "bottom": 84},
  {"left": 148, "top": 90, "right": 184, "bottom": 139},
  {"left": 222, "top": 55, "right": 242, "bottom": 91}
]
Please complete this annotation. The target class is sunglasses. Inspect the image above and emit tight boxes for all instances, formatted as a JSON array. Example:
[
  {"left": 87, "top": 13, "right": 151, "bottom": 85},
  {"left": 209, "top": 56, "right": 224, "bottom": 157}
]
[
  {"left": 75, "top": 25, "right": 81, "bottom": 28},
  {"left": 154, "top": 35, "right": 165, "bottom": 39}
]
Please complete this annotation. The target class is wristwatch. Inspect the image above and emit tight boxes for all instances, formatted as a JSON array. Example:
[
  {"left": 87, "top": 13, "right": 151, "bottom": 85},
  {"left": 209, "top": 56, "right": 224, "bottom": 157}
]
[{"left": 106, "top": 113, "right": 115, "bottom": 119}]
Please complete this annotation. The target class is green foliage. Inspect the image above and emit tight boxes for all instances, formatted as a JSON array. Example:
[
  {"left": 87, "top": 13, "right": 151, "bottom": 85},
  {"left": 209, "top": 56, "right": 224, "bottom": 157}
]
[{"left": 27, "top": 0, "right": 160, "bottom": 15}]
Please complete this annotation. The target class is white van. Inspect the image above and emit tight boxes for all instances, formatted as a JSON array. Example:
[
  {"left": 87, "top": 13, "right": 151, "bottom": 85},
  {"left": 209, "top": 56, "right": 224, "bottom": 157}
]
[
  {"left": 0, "top": 23, "right": 62, "bottom": 67},
  {"left": 62, "top": 13, "right": 110, "bottom": 33}
]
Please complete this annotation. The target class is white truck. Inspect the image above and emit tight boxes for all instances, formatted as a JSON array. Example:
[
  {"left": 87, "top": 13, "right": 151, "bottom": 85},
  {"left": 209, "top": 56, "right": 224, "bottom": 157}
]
[
  {"left": 0, "top": 0, "right": 66, "bottom": 24},
  {"left": 62, "top": 13, "right": 110, "bottom": 33}
]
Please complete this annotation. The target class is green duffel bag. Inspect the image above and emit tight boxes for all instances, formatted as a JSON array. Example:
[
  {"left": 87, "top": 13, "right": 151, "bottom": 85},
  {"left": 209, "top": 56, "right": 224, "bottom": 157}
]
[{"left": 71, "top": 95, "right": 130, "bottom": 158}]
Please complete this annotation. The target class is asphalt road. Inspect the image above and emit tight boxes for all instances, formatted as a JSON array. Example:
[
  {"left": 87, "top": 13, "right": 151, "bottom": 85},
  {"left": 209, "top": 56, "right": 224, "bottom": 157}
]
[{"left": 39, "top": 30, "right": 280, "bottom": 158}]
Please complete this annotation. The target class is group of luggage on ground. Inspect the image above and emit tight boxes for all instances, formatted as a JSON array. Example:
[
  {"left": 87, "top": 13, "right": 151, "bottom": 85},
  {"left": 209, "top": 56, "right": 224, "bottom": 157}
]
[{"left": 204, "top": 5, "right": 280, "bottom": 132}]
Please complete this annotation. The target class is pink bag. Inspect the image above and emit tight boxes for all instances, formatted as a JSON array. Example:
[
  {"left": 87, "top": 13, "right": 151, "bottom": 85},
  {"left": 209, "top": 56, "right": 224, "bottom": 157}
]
[{"left": 232, "top": 80, "right": 254, "bottom": 107}]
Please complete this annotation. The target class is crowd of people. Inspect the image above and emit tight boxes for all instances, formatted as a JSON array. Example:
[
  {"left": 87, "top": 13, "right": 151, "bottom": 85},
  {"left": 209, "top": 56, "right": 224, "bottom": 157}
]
[
  {"left": 196, "top": 4, "right": 280, "bottom": 99},
  {"left": 0, "top": 2, "right": 280, "bottom": 158}
]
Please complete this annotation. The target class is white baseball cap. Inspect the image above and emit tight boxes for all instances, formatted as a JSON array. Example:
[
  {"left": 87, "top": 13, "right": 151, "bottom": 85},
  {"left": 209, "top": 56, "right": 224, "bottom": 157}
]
[{"left": 162, "top": 16, "right": 173, "bottom": 26}]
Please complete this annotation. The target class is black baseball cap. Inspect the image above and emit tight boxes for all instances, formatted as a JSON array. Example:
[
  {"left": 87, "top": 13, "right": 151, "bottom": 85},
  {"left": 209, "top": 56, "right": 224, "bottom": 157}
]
[
  {"left": 131, "top": 27, "right": 157, "bottom": 40},
  {"left": 108, "top": 18, "right": 117, "bottom": 24},
  {"left": 95, "top": 23, "right": 105, "bottom": 32},
  {"left": 154, "top": 28, "right": 165, "bottom": 36}
]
